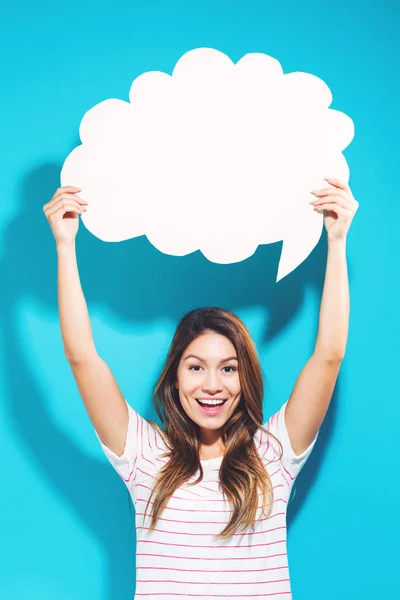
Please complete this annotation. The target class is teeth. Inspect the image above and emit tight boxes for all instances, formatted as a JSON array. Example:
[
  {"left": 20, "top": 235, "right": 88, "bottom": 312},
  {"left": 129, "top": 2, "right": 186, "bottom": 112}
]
[{"left": 197, "top": 399, "right": 225, "bottom": 406}]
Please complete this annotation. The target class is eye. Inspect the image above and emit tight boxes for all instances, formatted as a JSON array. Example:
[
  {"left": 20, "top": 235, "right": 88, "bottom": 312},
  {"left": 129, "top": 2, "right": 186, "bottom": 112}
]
[{"left": 188, "top": 365, "right": 237, "bottom": 373}]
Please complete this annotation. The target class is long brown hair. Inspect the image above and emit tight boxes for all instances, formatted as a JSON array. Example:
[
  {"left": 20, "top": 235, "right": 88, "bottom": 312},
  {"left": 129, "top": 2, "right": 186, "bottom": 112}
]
[{"left": 145, "top": 307, "right": 283, "bottom": 540}]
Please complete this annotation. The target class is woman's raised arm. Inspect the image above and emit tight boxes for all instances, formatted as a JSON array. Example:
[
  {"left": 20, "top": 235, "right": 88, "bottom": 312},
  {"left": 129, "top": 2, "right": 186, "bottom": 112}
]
[{"left": 43, "top": 186, "right": 129, "bottom": 457}]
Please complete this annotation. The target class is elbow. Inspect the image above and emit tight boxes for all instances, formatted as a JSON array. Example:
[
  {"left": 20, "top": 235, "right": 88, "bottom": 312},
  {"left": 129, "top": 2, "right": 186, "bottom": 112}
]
[
  {"left": 328, "top": 354, "right": 345, "bottom": 364},
  {"left": 64, "top": 343, "right": 98, "bottom": 365},
  {"left": 65, "top": 350, "right": 99, "bottom": 366},
  {"left": 314, "top": 349, "right": 345, "bottom": 363}
]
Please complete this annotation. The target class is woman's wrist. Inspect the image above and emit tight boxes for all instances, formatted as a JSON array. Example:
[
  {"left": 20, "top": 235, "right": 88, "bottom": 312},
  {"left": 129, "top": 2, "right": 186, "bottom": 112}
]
[
  {"left": 56, "top": 240, "right": 76, "bottom": 256},
  {"left": 327, "top": 236, "right": 347, "bottom": 248}
]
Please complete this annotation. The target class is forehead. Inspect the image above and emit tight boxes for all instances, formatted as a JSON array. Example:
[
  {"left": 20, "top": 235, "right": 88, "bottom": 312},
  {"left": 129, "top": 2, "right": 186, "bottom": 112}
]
[{"left": 183, "top": 331, "right": 236, "bottom": 358}]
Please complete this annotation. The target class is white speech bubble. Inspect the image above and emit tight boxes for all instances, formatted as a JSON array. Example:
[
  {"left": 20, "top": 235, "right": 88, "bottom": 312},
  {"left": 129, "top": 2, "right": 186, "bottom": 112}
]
[{"left": 60, "top": 47, "right": 354, "bottom": 281}]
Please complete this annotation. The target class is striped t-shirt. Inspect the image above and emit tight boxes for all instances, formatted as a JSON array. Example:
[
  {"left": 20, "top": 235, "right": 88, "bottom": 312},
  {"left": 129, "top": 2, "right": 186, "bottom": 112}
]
[{"left": 95, "top": 400, "right": 318, "bottom": 599}]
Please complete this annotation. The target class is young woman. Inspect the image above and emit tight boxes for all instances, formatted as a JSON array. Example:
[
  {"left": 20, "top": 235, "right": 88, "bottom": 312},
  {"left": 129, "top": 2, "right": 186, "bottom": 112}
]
[{"left": 43, "top": 178, "right": 358, "bottom": 599}]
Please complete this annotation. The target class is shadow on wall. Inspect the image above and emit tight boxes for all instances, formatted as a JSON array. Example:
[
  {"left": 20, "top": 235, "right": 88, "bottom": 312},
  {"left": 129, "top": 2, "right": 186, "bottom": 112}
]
[{"left": 1, "top": 161, "right": 341, "bottom": 600}]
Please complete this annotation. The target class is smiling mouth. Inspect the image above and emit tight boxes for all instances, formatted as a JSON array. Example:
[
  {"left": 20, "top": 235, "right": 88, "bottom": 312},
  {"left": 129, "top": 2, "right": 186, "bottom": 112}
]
[{"left": 195, "top": 399, "right": 228, "bottom": 407}]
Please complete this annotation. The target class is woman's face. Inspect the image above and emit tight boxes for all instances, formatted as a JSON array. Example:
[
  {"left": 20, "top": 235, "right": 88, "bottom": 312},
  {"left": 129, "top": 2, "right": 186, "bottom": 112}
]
[{"left": 175, "top": 331, "right": 242, "bottom": 432}]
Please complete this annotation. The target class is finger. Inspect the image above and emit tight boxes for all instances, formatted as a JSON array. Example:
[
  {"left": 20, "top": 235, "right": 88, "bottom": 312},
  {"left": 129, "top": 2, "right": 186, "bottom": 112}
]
[
  {"left": 324, "top": 177, "right": 349, "bottom": 191},
  {"left": 311, "top": 187, "right": 351, "bottom": 202},
  {"left": 47, "top": 207, "right": 82, "bottom": 227},
  {"left": 47, "top": 186, "right": 82, "bottom": 204},
  {"left": 311, "top": 194, "right": 350, "bottom": 209},
  {"left": 45, "top": 192, "right": 88, "bottom": 211},
  {"left": 46, "top": 203, "right": 84, "bottom": 219},
  {"left": 54, "top": 191, "right": 87, "bottom": 204},
  {"left": 47, "top": 203, "right": 83, "bottom": 219},
  {"left": 58, "top": 185, "right": 81, "bottom": 192},
  {"left": 45, "top": 197, "right": 84, "bottom": 215},
  {"left": 313, "top": 203, "right": 350, "bottom": 216}
]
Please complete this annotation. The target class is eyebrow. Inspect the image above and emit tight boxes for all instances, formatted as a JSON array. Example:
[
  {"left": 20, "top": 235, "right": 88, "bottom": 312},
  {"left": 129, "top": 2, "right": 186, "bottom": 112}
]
[{"left": 183, "top": 354, "right": 238, "bottom": 363}]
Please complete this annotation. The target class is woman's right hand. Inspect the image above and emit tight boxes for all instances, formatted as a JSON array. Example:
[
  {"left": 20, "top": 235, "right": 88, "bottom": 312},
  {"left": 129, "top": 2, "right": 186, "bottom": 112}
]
[{"left": 43, "top": 186, "right": 88, "bottom": 247}]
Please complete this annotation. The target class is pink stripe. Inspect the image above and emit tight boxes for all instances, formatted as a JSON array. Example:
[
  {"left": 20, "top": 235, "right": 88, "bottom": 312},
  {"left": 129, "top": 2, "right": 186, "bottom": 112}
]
[
  {"left": 136, "top": 552, "right": 288, "bottom": 561},
  {"left": 153, "top": 422, "right": 168, "bottom": 454},
  {"left": 137, "top": 537, "right": 286, "bottom": 549},
  {"left": 257, "top": 427, "right": 262, "bottom": 450},
  {"left": 135, "top": 502, "right": 287, "bottom": 523},
  {"left": 281, "top": 471, "right": 290, "bottom": 489},
  {"left": 137, "top": 525, "right": 286, "bottom": 548},
  {"left": 136, "top": 578, "right": 290, "bottom": 585},
  {"left": 121, "top": 467, "right": 135, "bottom": 484},
  {"left": 136, "top": 467, "right": 224, "bottom": 495},
  {"left": 137, "top": 565, "right": 288, "bottom": 573},
  {"left": 262, "top": 433, "right": 270, "bottom": 461},
  {"left": 137, "top": 513, "right": 286, "bottom": 536},
  {"left": 146, "top": 421, "right": 168, "bottom": 465},
  {"left": 136, "top": 466, "right": 281, "bottom": 487},
  {"left": 142, "top": 421, "right": 166, "bottom": 467},
  {"left": 269, "top": 468, "right": 281, "bottom": 478},
  {"left": 137, "top": 467, "right": 219, "bottom": 496},
  {"left": 142, "top": 454, "right": 160, "bottom": 470},
  {"left": 135, "top": 483, "right": 285, "bottom": 500},
  {"left": 280, "top": 460, "right": 295, "bottom": 482},
  {"left": 136, "top": 499, "right": 287, "bottom": 512}
]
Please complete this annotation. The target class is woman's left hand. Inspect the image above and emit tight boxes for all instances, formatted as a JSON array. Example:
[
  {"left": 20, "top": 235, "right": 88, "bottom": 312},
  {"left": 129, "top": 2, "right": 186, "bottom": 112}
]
[{"left": 310, "top": 177, "right": 359, "bottom": 243}]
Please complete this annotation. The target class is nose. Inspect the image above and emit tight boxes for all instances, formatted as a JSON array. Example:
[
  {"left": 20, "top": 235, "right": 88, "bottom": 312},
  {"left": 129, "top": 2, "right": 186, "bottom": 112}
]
[{"left": 202, "top": 370, "right": 223, "bottom": 395}]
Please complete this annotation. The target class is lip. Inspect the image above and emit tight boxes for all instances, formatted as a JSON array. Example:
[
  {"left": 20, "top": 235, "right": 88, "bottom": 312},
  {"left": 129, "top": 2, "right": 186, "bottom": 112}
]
[{"left": 195, "top": 399, "right": 228, "bottom": 416}]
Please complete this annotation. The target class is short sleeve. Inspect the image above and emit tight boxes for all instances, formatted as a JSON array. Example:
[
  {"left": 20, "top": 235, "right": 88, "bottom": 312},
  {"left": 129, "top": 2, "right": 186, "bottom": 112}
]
[
  {"left": 94, "top": 399, "right": 148, "bottom": 489},
  {"left": 264, "top": 400, "right": 319, "bottom": 485}
]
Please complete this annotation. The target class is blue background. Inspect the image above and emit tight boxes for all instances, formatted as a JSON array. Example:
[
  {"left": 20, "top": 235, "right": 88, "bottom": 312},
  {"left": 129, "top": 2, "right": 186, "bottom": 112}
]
[{"left": 1, "top": 1, "right": 398, "bottom": 598}]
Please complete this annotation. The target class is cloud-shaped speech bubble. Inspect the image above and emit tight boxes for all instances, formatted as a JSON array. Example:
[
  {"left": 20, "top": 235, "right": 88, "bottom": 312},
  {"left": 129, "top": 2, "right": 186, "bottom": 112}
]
[{"left": 60, "top": 47, "right": 354, "bottom": 281}]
